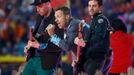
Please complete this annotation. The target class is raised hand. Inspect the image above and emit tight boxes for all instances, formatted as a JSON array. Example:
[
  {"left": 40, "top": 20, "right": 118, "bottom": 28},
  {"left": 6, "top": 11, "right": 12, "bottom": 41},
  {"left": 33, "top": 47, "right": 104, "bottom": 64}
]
[{"left": 46, "top": 24, "right": 55, "bottom": 36}]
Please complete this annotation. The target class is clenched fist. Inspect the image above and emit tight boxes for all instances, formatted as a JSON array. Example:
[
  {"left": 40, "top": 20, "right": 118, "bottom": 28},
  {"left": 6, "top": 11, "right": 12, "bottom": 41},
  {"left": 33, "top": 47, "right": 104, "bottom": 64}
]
[{"left": 46, "top": 24, "right": 55, "bottom": 36}]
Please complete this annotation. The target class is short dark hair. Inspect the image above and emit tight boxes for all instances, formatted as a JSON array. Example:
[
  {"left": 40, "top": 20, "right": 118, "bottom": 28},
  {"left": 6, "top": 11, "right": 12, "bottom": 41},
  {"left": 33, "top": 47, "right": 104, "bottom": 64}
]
[
  {"left": 111, "top": 19, "right": 127, "bottom": 33},
  {"left": 88, "top": 0, "right": 103, "bottom": 6},
  {"left": 55, "top": 7, "right": 71, "bottom": 15}
]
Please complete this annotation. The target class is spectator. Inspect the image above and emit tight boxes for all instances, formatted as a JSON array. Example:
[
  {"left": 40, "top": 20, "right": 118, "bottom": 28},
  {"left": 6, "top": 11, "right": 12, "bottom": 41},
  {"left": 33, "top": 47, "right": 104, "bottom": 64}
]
[{"left": 109, "top": 18, "right": 133, "bottom": 75}]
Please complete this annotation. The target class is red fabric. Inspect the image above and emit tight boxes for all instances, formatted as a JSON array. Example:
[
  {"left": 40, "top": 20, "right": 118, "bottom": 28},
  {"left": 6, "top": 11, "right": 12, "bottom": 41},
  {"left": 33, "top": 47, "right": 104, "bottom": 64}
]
[
  {"left": 109, "top": 31, "right": 133, "bottom": 73},
  {"left": 67, "top": 51, "right": 72, "bottom": 63},
  {"left": 131, "top": 0, "right": 134, "bottom": 7},
  {"left": 51, "top": 0, "right": 68, "bottom": 9}
]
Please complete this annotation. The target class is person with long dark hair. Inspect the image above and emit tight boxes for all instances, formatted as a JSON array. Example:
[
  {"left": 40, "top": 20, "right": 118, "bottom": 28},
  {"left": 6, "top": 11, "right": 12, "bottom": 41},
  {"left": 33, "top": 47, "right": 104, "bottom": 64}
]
[{"left": 109, "top": 19, "right": 133, "bottom": 75}]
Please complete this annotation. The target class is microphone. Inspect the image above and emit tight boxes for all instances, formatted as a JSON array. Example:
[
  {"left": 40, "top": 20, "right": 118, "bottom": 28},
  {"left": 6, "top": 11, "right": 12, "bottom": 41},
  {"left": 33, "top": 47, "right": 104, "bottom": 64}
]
[{"left": 35, "top": 24, "right": 55, "bottom": 38}]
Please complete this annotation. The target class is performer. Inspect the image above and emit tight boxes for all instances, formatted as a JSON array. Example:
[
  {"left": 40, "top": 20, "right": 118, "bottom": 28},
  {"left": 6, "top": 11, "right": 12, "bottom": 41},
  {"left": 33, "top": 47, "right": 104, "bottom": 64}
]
[
  {"left": 109, "top": 19, "right": 133, "bottom": 75},
  {"left": 22, "top": 0, "right": 63, "bottom": 75},
  {"left": 74, "top": 0, "right": 112, "bottom": 75},
  {"left": 46, "top": 6, "right": 90, "bottom": 75}
]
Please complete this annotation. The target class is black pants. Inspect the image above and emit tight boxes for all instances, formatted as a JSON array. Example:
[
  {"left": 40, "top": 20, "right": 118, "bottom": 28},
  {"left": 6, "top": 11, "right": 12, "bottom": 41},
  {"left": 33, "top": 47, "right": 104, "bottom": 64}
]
[{"left": 83, "top": 57, "right": 112, "bottom": 75}]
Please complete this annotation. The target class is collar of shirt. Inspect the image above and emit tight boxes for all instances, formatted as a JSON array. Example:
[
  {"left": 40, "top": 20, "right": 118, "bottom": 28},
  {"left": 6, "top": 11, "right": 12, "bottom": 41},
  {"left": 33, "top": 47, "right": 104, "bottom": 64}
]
[{"left": 93, "top": 13, "right": 102, "bottom": 18}]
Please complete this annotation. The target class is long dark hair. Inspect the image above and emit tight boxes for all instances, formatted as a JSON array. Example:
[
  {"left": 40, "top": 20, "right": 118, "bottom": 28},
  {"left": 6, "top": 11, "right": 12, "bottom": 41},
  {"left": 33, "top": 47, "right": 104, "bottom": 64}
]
[{"left": 111, "top": 18, "right": 127, "bottom": 33}]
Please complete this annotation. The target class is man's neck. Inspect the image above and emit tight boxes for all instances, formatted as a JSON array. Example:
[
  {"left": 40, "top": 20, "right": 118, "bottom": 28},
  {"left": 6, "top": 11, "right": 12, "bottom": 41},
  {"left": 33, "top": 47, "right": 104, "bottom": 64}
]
[
  {"left": 64, "top": 18, "right": 72, "bottom": 30},
  {"left": 91, "top": 16, "right": 94, "bottom": 19},
  {"left": 63, "top": 24, "right": 68, "bottom": 30},
  {"left": 92, "top": 12, "right": 102, "bottom": 19}
]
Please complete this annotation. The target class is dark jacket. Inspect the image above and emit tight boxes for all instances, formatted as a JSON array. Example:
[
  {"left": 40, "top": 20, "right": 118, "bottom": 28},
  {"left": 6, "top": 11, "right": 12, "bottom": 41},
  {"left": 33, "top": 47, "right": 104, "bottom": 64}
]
[
  {"left": 75, "top": 13, "right": 111, "bottom": 73},
  {"left": 84, "top": 13, "right": 111, "bottom": 60},
  {"left": 28, "top": 9, "right": 64, "bottom": 69}
]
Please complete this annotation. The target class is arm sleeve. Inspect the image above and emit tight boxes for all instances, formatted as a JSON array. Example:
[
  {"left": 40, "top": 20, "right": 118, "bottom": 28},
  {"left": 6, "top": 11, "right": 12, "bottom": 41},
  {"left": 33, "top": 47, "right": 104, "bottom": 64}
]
[
  {"left": 82, "top": 23, "right": 90, "bottom": 42},
  {"left": 50, "top": 33, "right": 77, "bottom": 51}
]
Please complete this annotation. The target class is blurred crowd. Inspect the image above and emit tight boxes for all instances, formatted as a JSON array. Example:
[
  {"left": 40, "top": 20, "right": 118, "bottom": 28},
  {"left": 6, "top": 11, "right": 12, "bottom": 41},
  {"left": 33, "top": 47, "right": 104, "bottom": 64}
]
[
  {"left": 0, "top": 0, "right": 134, "bottom": 75},
  {"left": 0, "top": 0, "right": 36, "bottom": 56}
]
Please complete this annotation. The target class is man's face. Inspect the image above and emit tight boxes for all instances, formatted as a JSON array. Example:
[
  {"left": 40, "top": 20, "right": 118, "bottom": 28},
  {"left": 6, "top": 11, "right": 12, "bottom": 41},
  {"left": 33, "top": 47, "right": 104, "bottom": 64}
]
[
  {"left": 88, "top": 0, "right": 101, "bottom": 16},
  {"left": 55, "top": 10, "right": 67, "bottom": 29},
  {"left": 36, "top": 2, "right": 50, "bottom": 16}
]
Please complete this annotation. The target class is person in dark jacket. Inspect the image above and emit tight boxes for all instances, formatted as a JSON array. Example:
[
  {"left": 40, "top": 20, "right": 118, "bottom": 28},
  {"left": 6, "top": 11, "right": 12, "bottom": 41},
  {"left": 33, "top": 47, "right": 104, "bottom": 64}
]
[
  {"left": 74, "top": 0, "right": 112, "bottom": 75},
  {"left": 22, "top": 0, "right": 63, "bottom": 75}
]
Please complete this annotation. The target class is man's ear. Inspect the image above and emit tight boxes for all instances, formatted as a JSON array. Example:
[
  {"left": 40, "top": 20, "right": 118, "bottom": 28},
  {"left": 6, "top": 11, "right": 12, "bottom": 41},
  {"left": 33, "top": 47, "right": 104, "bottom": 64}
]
[{"left": 65, "top": 14, "right": 70, "bottom": 20}]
